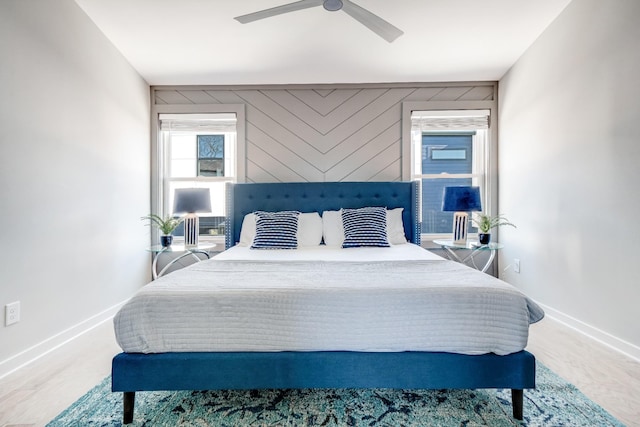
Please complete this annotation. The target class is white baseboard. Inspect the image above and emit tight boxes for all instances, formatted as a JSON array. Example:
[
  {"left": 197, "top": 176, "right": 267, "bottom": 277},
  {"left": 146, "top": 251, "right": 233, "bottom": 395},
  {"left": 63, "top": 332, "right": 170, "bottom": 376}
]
[
  {"left": 0, "top": 301, "right": 126, "bottom": 380},
  {"left": 540, "top": 303, "right": 640, "bottom": 363}
]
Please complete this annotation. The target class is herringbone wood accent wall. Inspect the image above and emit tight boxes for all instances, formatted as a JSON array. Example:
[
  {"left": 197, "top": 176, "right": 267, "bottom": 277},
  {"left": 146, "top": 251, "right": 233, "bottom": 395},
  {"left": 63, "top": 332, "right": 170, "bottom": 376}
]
[{"left": 154, "top": 84, "right": 494, "bottom": 183}]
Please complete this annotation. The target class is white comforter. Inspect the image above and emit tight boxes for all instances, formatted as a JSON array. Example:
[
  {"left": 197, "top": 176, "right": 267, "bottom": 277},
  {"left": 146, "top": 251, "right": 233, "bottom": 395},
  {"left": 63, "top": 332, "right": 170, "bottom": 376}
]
[{"left": 114, "top": 244, "right": 544, "bottom": 355}]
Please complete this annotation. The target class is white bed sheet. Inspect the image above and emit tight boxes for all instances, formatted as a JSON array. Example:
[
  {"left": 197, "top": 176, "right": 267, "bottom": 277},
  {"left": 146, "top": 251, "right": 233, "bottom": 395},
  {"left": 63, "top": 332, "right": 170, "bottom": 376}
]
[{"left": 114, "top": 243, "right": 544, "bottom": 356}]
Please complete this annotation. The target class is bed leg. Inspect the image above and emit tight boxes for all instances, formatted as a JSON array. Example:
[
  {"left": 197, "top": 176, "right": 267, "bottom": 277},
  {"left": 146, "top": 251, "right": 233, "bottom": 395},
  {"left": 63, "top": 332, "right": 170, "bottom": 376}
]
[
  {"left": 123, "top": 391, "right": 135, "bottom": 424},
  {"left": 511, "top": 389, "right": 523, "bottom": 420}
]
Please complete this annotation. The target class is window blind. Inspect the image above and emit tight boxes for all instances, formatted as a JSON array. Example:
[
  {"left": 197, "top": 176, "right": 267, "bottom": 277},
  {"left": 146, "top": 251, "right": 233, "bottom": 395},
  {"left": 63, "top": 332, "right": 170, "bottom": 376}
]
[
  {"left": 411, "top": 110, "right": 490, "bottom": 131},
  {"left": 159, "top": 113, "right": 237, "bottom": 133}
]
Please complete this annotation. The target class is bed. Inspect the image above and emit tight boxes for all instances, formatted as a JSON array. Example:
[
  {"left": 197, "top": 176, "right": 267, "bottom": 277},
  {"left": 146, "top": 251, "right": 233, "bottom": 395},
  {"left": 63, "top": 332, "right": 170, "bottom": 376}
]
[{"left": 112, "top": 181, "right": 543, "bottom": 424}]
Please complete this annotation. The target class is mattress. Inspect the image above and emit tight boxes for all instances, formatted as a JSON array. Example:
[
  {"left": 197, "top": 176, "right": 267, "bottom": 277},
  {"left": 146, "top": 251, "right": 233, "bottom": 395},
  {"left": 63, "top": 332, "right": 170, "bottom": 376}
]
[{"left": 114, "top": 244, "right": 544, "bottom": 355}]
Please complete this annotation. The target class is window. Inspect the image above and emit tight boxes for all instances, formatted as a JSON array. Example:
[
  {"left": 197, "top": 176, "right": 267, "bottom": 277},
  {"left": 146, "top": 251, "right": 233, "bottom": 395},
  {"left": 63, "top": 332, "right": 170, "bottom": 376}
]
[
  {"left": 411, "top": 110, "right": 490, "bottom": 238},
  {"left": 159, "top": 113, "right": 238, "bottom": 241}
]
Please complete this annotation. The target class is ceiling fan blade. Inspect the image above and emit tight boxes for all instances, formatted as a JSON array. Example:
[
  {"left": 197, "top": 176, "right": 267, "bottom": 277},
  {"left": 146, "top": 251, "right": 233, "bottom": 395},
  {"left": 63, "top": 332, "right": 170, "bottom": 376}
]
[
  {"left": 341, "top": 0, "right": 404, "bottom": 43},
  {"left": 235, "top": 0, "right": 324, "bottom": 24}
]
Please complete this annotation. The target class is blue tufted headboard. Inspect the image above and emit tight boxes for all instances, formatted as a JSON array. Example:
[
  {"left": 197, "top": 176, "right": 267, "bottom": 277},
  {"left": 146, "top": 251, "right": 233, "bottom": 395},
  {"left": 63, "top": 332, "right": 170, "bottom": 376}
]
[{"left": 225, "top": 181, "right": 421, "bottom": 249}]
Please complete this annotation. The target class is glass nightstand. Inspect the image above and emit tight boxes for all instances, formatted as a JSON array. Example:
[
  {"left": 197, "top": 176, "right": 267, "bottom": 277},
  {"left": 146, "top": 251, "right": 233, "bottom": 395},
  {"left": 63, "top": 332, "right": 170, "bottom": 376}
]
[
  {"left": 432, "top": 239, "right": 504, "bottom": 273},
  {"left": 147, "top": 243, "right": 220, "bottom": 279}
]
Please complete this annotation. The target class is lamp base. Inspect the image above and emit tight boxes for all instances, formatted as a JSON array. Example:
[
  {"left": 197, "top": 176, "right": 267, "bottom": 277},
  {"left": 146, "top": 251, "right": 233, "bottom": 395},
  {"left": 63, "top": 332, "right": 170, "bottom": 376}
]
[
  {"left": 184, "top": 215, "right": 199, "bottom": 247},
  {"left": 452, "top": 212, "right": 469, "bottom": 245}
]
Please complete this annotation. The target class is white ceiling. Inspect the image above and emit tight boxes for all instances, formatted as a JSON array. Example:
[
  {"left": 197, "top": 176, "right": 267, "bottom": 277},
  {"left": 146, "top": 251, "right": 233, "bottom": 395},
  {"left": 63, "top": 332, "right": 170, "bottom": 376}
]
[{"left": 74, "top": 0, "right": 572, "bottom": 86}]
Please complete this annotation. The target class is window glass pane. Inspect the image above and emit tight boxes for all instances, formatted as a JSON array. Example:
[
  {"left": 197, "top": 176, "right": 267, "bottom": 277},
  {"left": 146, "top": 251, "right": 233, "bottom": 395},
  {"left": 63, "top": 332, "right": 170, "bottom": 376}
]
[
  {"left": 422, "top": 134, "right": 473, "bottom": 175},
  {"left": 198, "top": 159, "right": 225, "bottom": 176},
  {"left": 171, "top": 160, "right": 196, "bottom": 178},
  {"left": 224, "top": 134, "right": 236, "bottom": 177},
  {"left": 197, "top": 135, "right": 224, "bottom": 159},
  {"left": 420, "top": 133, "right": 477, "bottom": 234},
  {"left": 197, "top": 134, "right": 225, "bottom": 176},
  {"left": 168, "top": 181, "right": 228, "bottom": 237},
  {"left": 421, "top": 177, "right": 478, "bottom": 234},
  {"left": 170, "top": 134, "right": 196, "bottom": 178},
  {"left": 171, "top": 134, "right": 196, "bottom": 158},
  {"left": 198, "top": 180, "right": 227, "bottom": 237}
]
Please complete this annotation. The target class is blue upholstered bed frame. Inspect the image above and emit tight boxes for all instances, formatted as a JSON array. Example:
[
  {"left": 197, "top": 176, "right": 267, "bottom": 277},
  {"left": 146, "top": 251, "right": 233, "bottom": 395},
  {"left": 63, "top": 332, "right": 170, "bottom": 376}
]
[{"left": 112, "top": 181, "right": 536, "bottom": 424}]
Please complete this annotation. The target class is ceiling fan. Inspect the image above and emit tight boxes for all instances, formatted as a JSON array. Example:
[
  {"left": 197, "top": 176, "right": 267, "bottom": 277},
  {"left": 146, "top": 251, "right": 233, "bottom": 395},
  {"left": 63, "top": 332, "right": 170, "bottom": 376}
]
[{"left": 234, "top": 0, "right": 404, "bottom": 43}]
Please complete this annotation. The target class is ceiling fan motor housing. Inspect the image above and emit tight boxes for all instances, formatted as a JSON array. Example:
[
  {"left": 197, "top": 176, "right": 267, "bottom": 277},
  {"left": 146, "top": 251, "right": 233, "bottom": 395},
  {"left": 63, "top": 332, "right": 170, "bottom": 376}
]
[{"left": 323, "top": 0, "right": 343, "bottom": 12}]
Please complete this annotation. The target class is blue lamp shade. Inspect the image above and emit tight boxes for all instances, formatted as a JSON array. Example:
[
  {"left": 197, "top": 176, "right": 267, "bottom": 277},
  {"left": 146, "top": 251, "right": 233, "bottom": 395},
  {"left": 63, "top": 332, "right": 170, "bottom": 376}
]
[
  {"left": 173, "top": 188, "right": 212, "bottom": 214},
  {"left": 442, "top": 186, "right": 482, "bottom": 212}
]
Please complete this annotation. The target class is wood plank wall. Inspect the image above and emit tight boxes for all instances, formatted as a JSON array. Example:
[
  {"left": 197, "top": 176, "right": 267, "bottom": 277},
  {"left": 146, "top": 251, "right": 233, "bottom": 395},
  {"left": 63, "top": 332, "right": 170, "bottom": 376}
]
[{"left": 153, "top": 83, "right": 495, "bottom": 183}]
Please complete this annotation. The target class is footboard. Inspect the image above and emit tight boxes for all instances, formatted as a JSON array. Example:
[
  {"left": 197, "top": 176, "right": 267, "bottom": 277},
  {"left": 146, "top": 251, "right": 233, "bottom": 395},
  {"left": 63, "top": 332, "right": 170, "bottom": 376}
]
[{"left": 112, "top": 350, "right": 536, "bottom": 424}]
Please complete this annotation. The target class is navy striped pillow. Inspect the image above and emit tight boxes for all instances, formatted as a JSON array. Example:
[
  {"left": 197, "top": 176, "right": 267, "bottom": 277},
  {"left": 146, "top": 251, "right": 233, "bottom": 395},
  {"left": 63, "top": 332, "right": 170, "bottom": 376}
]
[
  {"left": 251, "top": 210, "right": 300, "bottom": 249},
  {"left": 341, "top": 206, "right": 390, "bottom": 248}
]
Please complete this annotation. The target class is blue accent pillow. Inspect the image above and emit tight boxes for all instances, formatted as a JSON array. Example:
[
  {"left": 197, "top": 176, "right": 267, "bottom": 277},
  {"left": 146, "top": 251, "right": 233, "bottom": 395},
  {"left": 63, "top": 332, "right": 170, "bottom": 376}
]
[
  {"left": 251, "top": 210, "right": 300, "bottom": 249},
  {"left": 341, "top": 206, "right": 390, "bottom": 248}
]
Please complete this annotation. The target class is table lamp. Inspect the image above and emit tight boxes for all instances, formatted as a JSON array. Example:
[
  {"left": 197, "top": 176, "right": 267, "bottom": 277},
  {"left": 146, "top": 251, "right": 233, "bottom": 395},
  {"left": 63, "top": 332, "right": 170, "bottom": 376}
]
[
  {"left": 173, "top": 188, "right": 212, "bottom": 247},
  {"left": 442, "top": 186, "right": 482, "bottom": 245}
]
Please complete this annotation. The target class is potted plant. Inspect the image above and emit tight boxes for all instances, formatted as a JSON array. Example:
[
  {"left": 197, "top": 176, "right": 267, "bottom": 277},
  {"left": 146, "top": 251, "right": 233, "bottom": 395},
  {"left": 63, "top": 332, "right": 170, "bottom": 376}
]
[
  {"left": 141, "top": 214, "right": 184, "bottom": 247},
  {"left": 472, "top": 213, "right": 516, "bottom": 244}
]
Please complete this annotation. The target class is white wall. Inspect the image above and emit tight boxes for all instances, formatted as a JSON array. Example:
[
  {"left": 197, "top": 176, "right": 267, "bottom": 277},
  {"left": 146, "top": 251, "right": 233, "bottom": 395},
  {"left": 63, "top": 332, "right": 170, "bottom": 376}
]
[
  {"left": 498, "top": 0, "right": 640, "bottom": 358},
  {"left": 0, "top": 0, "right": 151, "bottom": 375}
]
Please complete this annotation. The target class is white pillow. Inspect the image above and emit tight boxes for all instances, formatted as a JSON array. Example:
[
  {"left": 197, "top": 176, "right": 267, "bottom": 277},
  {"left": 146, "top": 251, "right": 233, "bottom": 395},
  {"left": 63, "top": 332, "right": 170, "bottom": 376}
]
[
  {"left": 322, "top": 210, "right": 344, "bottom": 246},
  {"left": 238, "top": 211, "right": 323, "bottom": 247},
  {"left": 387, "top": 207, "right": 407, "bottom": 245},
  {"left": 322, "top": 208, "right": 407, "bottom": 246},
  {"left": 297, "top": 212, "right": 323, "bottom": 246},
  {"left": 239, "top": 213, "right": 256, "bottom": 246}
]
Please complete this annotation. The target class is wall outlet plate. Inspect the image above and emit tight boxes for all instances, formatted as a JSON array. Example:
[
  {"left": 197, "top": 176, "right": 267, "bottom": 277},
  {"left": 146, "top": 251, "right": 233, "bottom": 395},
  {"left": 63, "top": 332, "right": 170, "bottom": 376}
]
[
  {"left": 5, "top": 301, "right": 20, "bottom": 326},
  {"left": 514, "top": 259, "right": 521, "bottom": 274}
]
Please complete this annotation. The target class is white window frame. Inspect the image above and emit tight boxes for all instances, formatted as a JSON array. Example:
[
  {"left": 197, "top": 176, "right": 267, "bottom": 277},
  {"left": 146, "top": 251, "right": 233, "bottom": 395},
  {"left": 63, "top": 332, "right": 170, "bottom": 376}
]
[
  {"left": 150, "top": 104, "right": 246, "bottom": 245},
  {"left": 401, "top": 102, "right": 497, "bottom": 243}
]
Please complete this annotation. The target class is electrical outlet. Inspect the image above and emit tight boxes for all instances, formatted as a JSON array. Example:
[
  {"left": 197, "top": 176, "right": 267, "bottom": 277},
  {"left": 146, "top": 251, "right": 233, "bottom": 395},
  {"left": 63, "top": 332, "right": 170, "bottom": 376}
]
[
  {"left": 514, "top": 259, "right": 521, "bottom": 274},
  {"left": 5, "top": 301, "right": 20, "bottom": 326}
]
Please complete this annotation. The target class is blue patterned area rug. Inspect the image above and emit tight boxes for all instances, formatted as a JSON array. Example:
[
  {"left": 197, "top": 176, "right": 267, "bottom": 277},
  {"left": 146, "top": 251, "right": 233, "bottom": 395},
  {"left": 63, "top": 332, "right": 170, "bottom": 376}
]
[{"left": 47, "top": 362, "right": 623, "bottom": 426}]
